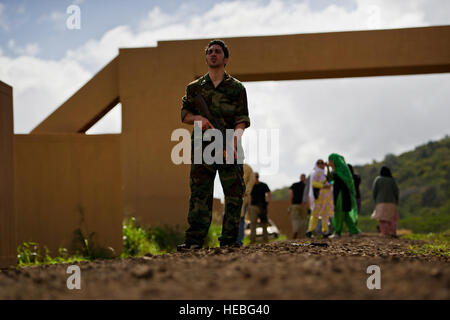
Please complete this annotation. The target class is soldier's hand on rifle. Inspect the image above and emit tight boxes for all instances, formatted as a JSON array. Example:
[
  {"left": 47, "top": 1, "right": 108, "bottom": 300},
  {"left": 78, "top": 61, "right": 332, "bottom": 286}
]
[
  {"left": 226, "top": 123, "right": 245, "bottom": 161},
  {"left": 233, "top": 135, "right": 238, "bottom": 160},
  {"left": 194, "top": 115, "right": 214, "bottom": 130},
  {"left": 223, "top": 137, "right": 238, "bottom": 162}
]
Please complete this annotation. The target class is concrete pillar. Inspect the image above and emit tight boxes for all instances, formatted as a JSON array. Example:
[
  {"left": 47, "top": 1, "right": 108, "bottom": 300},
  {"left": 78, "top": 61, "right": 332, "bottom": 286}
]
[{"left": 0, "top": 81, "right": 16, "bottom": 268}]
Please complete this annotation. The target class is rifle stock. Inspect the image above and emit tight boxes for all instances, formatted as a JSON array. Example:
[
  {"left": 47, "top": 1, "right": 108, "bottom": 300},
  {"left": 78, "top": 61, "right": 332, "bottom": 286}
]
[{"left": 194, "top": 93, "right": 244, "bottom": 186}]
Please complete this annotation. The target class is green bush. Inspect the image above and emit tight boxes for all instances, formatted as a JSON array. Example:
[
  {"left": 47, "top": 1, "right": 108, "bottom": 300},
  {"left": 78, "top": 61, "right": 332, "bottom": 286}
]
[
  {"left": 204, "top": 223, "right": 222, "bottom": 248},
  {"left": 402, "top": 231, "right": 450, "bottom": 257},
  {"left": 399, "top": 212, "right": 450, "bottom": 233},
  {"left": 17, "top": 242, "right": 42, "bottom": 266},
  {"left": 121, "top": 217, "right": 186, "bottom": 257},
  {"left": 17, "top": 242, "right": 86, "bottom": 268},
  {"left": 121, "top": 217, "right": 159, "bottom": 257},
  {"left": 72, "top": 228, "right": 115, "bottom": 260},
  {"left": 356, "top": 216, "right": 379, "bottom": 232},
  {"left": 147, "top": 225, "right": 185, "bottom": 253}
]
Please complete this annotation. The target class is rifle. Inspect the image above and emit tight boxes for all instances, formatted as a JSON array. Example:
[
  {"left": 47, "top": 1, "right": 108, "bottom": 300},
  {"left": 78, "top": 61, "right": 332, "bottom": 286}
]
[{"left": 194, "top": 93, "right": 244, "bottom": 186}]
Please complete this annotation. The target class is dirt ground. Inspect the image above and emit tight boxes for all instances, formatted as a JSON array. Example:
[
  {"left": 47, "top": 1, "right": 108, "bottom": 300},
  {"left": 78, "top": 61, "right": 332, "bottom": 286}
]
[{"left": 0, "top": 233, "right": 448, "bottom": 299}]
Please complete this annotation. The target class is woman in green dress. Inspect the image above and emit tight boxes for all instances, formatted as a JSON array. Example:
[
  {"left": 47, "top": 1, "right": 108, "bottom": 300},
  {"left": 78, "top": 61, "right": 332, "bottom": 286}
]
[{"left": 328, "top": 153, "right": 360, "bottom": 239}]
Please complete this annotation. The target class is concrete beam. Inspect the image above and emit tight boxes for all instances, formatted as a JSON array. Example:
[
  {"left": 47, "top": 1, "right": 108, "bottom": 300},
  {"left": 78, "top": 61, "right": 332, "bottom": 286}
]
[
  {"left": 157, "top": 25, "right": 450, "bottom": 81},
  {"left": 31, "top": 57, "right": 120, "bottom": 134},
  {"left": 0, "top": 81, "right": 16, "bottom": 268}
]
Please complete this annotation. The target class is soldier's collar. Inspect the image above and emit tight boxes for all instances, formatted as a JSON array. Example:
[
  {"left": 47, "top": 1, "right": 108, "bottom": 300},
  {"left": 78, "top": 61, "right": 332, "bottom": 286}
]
[
  {"left": 200, "top": 73, "right": 210, "bottom": 86},
  {"left": 223, "top": 72, "right": 231, "bottom": 82},
  {"left": 201, "top": 72, "right": 230, "bottom": 86}
]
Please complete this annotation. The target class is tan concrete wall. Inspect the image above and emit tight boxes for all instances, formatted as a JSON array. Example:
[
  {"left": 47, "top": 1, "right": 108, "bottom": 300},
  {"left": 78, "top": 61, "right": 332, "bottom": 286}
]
[
  {"left": 0, "top": 81, "right": 16, "bottom": 268},
  {"left": 20, "top": 26, "right": 450, "bottom": 238},
  {"left": 268, "top": 200, "right": 293, "bottom": 239},
  {"left": 118, "top": 46, "right": 195, "bottom": 228},
  {"left": 15, "top": 134, "right": 123, "bottom": 256},
  {"left": 134, "top": 196, "right": 223, "bottom": 231}
]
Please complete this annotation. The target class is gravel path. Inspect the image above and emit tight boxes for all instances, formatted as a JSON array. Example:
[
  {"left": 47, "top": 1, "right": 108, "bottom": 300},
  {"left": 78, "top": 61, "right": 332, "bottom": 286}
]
[{"left": 1, "top": 233, "right": 448, "bottom": 299}]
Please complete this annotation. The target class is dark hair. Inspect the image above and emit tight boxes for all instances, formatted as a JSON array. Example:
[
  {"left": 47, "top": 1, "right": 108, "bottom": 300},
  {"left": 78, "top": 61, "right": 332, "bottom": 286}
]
[
  {"left": 205, "top": 40, "right": 229, "bottom": 58},
  {"left": 380, "top": 166, "right": 392, "bottom": 178}
]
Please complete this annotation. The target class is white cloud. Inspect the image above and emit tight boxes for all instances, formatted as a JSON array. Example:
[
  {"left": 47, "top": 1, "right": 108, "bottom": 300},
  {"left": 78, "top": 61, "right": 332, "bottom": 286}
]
[
  {"left": 65, "top": 25, "right": 156, "bottom": 71},
  {"left": 7, "top": 40, "right": 40, "bottom": 56},
  {"left": 0, "top": 54, "right": 91, "bottom": 133},
  {"left": 139, "top": 7, "right": 177, "bottom": 30},
  {"left": 420, "top": 0, "right": 450, "bottom": 25},
  {"left": 244, "top": 74, "right": 450, "bottom": 173},
  {"left": 37, "top": 10, "right": 67, "bottom": 31},
  {"left": 0, "top": 0, "right": 449, "bottom": 198},
  {"left": 214, "top": 73, "right": 450, "bottom": 199},
  {"left": 133, "top": 0, "right": 428, "bottom": 38},
  {"left": 60, "top": 0, "right": 439, "bottom": 75}
]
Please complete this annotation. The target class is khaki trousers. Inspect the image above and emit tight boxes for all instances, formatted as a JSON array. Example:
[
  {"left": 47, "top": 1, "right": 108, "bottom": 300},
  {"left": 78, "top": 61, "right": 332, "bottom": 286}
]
[
  {"left": 289, "top": 204, "right": 308, "bottom": 237},
  {"left": 249, "top": 205, "right": 268, "bottom": 243}
]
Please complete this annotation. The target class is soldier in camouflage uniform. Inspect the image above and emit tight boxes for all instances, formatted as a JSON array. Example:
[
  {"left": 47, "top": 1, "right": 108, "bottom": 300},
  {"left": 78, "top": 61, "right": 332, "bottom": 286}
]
[{"left": 177, "top": 40, "right": 250, "bottom": 250}]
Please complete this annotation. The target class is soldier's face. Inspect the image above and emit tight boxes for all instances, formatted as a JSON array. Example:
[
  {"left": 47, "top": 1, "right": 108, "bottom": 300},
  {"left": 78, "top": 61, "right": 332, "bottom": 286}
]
[{"left": 206, "top": 44, "right": 228, "bottom": 68}]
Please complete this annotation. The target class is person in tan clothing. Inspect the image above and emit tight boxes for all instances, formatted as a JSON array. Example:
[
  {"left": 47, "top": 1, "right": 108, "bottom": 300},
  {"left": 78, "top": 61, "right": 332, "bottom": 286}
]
[
  {"left": 288, "top": 173, "right": 308, "bottom": 239},
  {"left": 237, "top": 164, "right": 255, "bottom": 245}
]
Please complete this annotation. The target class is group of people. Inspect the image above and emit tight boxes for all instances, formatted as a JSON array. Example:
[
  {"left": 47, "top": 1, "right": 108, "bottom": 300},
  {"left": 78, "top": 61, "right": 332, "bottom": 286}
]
[
  {"left": 176, "top": 39, "right": 400, "bottom": 251},
  {"left": 288, "top": 158, "right": 400, "bottom": 239},
  {"left": 288, "top": 156, "right": 361, "bottom": 240},
  {"left": 238, "top": 165, "right": 272, "bottom": 245}
]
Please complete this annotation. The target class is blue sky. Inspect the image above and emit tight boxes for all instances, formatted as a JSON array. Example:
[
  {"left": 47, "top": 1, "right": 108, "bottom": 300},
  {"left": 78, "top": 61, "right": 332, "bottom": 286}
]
[
  {"left": 0, "top": 0, "right": 360, "bottom": 61},
  {"left": 1, "top": 0, "right": 228, "bottom": 59},
  {"left": 1, "top": 0, "right": 449, "bottom": 195}
]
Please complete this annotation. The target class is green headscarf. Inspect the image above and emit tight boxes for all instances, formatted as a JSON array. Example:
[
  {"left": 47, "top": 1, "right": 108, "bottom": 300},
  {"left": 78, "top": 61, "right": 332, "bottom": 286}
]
[{"left": 328, "top": 153, "right": 358, "bottom": 220}]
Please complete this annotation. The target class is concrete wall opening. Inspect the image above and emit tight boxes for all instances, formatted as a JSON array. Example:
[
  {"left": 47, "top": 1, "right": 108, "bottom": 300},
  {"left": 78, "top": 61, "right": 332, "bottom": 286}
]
[
  {"left": 86, "top": 102, "right": 122, "bottom": 135},
  {"left": 213, "top": 73, "right": 450, "bottom": 201}
]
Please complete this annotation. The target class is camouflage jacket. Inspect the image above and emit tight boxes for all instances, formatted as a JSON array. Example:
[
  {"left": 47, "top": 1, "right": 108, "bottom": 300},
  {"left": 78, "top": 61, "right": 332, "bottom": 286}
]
[{"left": 181, "top": 72, "right": 250, "bottom": 130}]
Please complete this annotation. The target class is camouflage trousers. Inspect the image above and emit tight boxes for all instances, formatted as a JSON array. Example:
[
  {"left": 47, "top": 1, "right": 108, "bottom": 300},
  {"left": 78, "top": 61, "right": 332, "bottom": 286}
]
[{"left": 185, "top": 163, "right": 245, "bottom": 247}]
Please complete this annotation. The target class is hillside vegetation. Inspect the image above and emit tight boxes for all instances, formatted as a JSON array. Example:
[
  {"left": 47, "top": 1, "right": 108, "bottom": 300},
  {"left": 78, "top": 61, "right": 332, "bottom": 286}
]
[{"left": 272, "top": 136, "right": 450, "bottom": 233}]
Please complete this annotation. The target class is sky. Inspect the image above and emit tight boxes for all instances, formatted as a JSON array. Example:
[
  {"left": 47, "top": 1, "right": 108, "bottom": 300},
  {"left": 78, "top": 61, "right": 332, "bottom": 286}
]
[{"left": 0, "top": 0, "right": 449, "bottom": 199}]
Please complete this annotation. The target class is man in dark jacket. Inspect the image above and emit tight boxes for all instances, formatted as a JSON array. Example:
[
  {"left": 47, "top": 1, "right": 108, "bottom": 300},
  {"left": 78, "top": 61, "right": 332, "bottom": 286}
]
[
  {"left": 249, "top": 172, "right": 271, "bottom": 243},
  {"left": 288, "top": 174, "right": 308, "bottom": 239}
]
